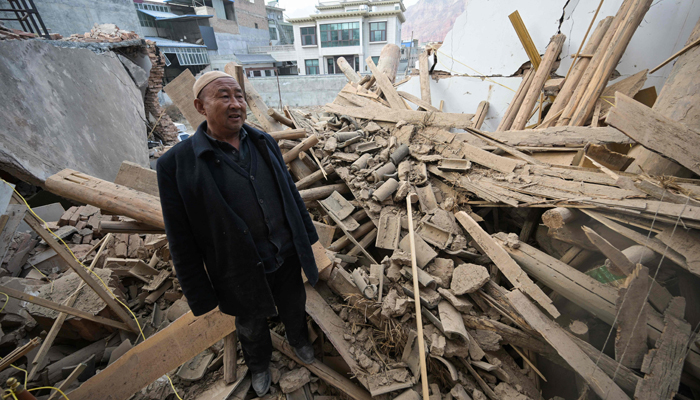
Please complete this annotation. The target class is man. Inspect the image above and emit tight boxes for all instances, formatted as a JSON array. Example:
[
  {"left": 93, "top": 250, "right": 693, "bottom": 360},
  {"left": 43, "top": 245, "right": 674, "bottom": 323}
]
[{"left": 157, "top": 71, "right": 319, "bottom": 397}]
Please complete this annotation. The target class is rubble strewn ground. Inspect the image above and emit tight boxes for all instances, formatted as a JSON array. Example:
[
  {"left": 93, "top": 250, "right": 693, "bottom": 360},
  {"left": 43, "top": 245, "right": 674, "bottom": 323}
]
[{"left": 0, "top": 2, "right": 700, "bottom": 399}]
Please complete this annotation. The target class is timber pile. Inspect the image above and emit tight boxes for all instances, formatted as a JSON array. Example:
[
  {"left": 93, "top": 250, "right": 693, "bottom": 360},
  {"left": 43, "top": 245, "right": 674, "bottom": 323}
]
[{"left": 0, "top": 2, "right": 699, "bottom": 400}]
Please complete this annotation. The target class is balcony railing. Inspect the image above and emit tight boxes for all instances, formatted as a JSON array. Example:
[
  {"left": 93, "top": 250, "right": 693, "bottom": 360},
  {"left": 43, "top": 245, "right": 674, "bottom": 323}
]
[{"left": 248, "top": 45, "right": 295, "bottom": 53}]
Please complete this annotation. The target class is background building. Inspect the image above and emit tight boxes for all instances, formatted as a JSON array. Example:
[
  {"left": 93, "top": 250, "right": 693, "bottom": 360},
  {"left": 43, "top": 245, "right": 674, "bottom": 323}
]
[{"left": 288, "top": 0, "right": 405, "bottom": 76}]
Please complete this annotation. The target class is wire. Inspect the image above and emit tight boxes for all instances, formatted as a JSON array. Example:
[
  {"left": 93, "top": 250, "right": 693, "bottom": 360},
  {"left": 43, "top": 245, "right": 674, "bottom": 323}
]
[
  {"left": 28, "top": 386, "right": 69, "bottom": 399},
  {"left": 1, "top": 180, "right": 184, "bottom": 400},
  {"left": 434, "top": 49, "right": 518, "bottom": 93}
]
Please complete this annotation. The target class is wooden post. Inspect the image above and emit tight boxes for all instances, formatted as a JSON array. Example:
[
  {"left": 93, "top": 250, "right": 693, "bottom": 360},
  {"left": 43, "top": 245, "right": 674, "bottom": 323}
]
[
  {"left": 419, "top": 51, "right": 431, "bottom": 105},
  {"left": 496, "top": 68, "right": 535, "bottom": 131},
  {"left": 510, "top": 34, "right": 566, "bottom": 130},
  {"left": 557, "top": 0, "right": 635, "bottom": 127},
  {"left": 267, "top": 108, "right": 296, "bottom": 128},
  {"left": 472, "top": 101, "right": 489, "bottom": 129},
  {"left": 269, "top": 128, "right": 306, "bottom": 141},
  {"left": 508, "top": 11, "right": 542, "bottom": 70},
  {"left": 223, "top": 332, "right": 237, "bottom": 384},
  {"left": 337, "top": 56, "right": 361, "bottom": 84},
  {"left": 283, "top": 134, "right": 319, "bottom": 164},
  {"left": 233, "top": 65, "right": 246, "bottom": 104},
  {"left": 376, "top": 43, "right": 401, "bottom": 83},
  {"left": 542, "top": 18, "right": 612, "bottom": 128},
  {"left": 569, "top": 0, "right": 653, "bottom": 126},
  {"left": 406, "top": 193, "right": 429, "bottom": 400}
]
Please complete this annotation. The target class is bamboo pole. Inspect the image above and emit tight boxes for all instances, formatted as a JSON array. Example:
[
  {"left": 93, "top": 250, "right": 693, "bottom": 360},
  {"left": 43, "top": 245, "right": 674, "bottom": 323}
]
[{"left": 406, "top": 193, "right": 429, "bottom": 400}]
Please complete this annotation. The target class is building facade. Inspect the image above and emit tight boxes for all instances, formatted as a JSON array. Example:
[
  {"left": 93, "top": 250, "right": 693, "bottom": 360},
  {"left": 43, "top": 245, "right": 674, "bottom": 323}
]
[
  {"left": 266, "top": 1, "right": 293, "bottom": 45},
  {"left": 288, "top": 0, "right": 405, "bottom": 76}
]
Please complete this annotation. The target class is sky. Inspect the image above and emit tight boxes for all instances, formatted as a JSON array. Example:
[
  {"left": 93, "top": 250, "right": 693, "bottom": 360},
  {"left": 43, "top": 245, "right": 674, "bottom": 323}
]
[{"left": 281, "top": 0, "right": 420, "bottom": 18}]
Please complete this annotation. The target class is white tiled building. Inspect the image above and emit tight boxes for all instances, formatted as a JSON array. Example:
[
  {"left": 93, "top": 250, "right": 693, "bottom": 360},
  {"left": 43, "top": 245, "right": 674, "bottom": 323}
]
[{"left": 288, "top": 0, "right": 405, "bottom": 76}]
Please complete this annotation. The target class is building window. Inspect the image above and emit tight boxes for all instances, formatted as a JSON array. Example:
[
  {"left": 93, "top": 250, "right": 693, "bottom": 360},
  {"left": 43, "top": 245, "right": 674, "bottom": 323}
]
[
  {"left": 300, "top": 26, "right": 316, "bottom": 46},
  {"left": 370, "top": 21, "right": 386, "bottom": 42},
  {"left": 255, "top": 23, "right": 259, "bottom": 29},
  {"left": 159, "top": 47, "right": 210, "bottom": 66},
  {"left": 371, "top": 56, "right": 379, "bottom": 65},
  {"left": 224, "top": 2, "right": 236, "bottom": 21},
  {"left": 327, "top": 58, "right": 335, "bottom": 74},
  {"left": 269, "top": 27, "right": 278, "bottom": 40},
  {"left": 135, "top": 3, "right": 170, "bottom": 12},
  {"left": 305, "top": 59, "right": 319, "bottom": 75},
  {"left": 137, "top": 12, "right": 156, "bottom": 28},
  {"left": 265, "top": 70, "right": 273, "bottom": 77},
  {"left": 320, "top": 22, "right": 360, "bottom": 47}
]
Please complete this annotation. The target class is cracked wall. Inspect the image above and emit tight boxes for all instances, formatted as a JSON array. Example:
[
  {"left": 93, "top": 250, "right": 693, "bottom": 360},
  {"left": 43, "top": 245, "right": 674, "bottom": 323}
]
[
  {"left": 399, "top": 0, "right": 700, "bottom": 131},
  {"left": 0, "top": 40, "right": 149, "bottom": 185}
]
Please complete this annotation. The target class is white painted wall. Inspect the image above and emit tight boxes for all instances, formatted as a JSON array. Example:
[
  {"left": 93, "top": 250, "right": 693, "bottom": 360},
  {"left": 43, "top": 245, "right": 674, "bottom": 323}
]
[{"left": 400, "top": 0, "right": 700, "bottom": 131}]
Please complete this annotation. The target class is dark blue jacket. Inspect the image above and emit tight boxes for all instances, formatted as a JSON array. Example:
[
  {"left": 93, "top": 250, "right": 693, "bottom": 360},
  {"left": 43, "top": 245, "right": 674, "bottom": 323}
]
[{"left": 157, "top": 122, "right": 319, "bottom": 318}]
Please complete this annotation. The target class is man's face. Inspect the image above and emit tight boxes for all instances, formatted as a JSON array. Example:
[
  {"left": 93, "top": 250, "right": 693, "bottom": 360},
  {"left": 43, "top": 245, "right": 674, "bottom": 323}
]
[{"left": 194, "top": 77, "right": 247, "bottom": 135}]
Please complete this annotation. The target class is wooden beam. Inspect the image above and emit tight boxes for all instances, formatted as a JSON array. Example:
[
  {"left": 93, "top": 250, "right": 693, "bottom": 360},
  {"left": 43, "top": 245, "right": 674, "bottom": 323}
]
[
  {"left": 270, "top": 331, "right": 372, "bottom": 400},
  {"left": 511, "top": 34, "right": 566, "bottom": 130},
  {"left": 569, "top": 0, "right": 653, "bottom": 126},
  {"left": 508, "top": 11, "right": 542, "bottom": 70},
  {"left": 398, "top": 90, "right": 439, "bottom": 112},
  {"left": 497, "top": 68, "right": 535, "bottom": 131},
  {"left": 225, "top": 62, "right": 286, "bottom": 132},
  {"left": 283, "top": 135, "right": 319, "bottom": 164},
  {"left": 615, "top": 265, "right": 650, "bottom": 369},
  {"left": 269, "top": 128, "right": 307, "bottom": 141},
  {"left": 460, "top": 142, "right": 522, "bottom": 174},
  {"left": 606, "top": 92, "right": 700, "bottom": 176},
  {"left": 650, "top": 36, "right": 700, "bottom": 74},
  {"left": 296, "top": 165, "right": 335, "bottom": 190},
  {"left": 0, "top": 337, "right": 40, "bottom": 373},
  {"left": 582, "top": 225, "right": 635, "bottom": 275},
  {"left": 507, "top": 290, "right": 631, "bottom": 400},
  {"left": 24, "top": 212, "right": 139, "bottom": 332},
  {"left": 0, "top": 285, "right": 132, "bottom": 332},
  {"left": 419, "top": 51, "right": 431, "bottom": 105},
  {"left": 541, "top": 17, "right": 613, "bottom": 128},
  {"left": 366, "top": 57, "right": 406, "bottom": 110},
  {"left": 471, "top": 100, "right": 489, "bottom": 129},
  {"left": 337, "top": 56, "right": 361, "bottom": 84},
  {"left": 69, "top": 310, "right": 236, "bottom": 400},
  {"left": 454, "top": 212, "right": 559, "bottom": 318},
  {"left": 45, "top": 169, "right": 164, "bottom": 230},
  {"left": 114, "top": 161, "right": 159, "bottom": 197},
  {"left": 268, "top": 108, "right": 296, "bottom": 128},
  {"left": 324, "top": 104, "right": 474, "bottom": 129}
]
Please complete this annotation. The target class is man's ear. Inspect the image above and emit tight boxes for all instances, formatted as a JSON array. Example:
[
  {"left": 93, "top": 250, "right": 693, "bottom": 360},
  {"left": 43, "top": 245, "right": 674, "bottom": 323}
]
[{"left": 194, "top": 98, "right": 206, "bottom": 116}]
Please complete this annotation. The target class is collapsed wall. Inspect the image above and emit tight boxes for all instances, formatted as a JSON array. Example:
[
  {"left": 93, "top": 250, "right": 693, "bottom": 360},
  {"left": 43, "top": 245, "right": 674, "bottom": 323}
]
[{"left": 0, "top": 39, "right": 150, "bottom": 185}]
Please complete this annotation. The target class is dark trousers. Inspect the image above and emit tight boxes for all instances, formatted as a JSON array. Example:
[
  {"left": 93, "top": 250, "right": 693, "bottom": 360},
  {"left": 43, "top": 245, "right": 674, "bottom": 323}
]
[{"left": 235, "top": 254, "right": 309, "bottom": 374}]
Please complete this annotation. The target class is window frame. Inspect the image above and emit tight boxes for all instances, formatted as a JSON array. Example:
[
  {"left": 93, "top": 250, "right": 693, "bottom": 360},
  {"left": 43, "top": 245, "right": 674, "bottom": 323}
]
[
  {"left": 369, "top": 21, "right": 387, "bottom": 43},
  {"left": 305, "top": 59, "right": 320, "bottom": 75},
  {"left": 300, "top": 26, "right": 317, "bottom": 46},
  {"left": 319, "top": 22, "right": 360, "bottom": 48}
]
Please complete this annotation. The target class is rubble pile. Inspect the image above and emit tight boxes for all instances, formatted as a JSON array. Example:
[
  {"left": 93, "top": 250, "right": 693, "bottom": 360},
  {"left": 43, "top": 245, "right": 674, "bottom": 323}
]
[
  {"left": 0, "top": 1, "right": 699, "bottom": 399},
  {"left": 64, "top": 23, "right": 138, "bottom": 43}
]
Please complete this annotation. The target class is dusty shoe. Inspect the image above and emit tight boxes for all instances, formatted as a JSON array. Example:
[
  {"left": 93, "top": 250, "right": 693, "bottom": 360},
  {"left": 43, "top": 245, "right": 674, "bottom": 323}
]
[
  {"left": 251, "top": 368, "right": 271, "bottom": 397},
  {"left": 293, "top": 343, "right": 315, "bottom": 364}
]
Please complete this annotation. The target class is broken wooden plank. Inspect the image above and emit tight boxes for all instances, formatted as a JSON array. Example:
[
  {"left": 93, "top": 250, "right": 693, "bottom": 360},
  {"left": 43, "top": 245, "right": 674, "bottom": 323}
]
[
  {"left": 398, "top": 90, "right": 440, "bottom": 112},
  {"left": 114, "top": 161, "right": 159, "bottom": 197},
  {"left": 163, "top": 69, "right": 206, "bottom": 129},
  {"left": 455, "top": 212, "right": 559, "bottom": 318},
  {"left": 506, "top": 289, "right": 630, "bottom": 400},
  {"left": 69, "top": 310, "right": 236, "bottom": 400},
  {"left": 0, "top": 337, "right": 40, "bottom": 373},
  {"left": 615, "top": 264, "right": 650, "bottom": 369},
  {"left": 24, "top": 212, "right": 139, "bottom": 332},
  {"left": 635, "top": 307, "right": 692, "bottom": 400},
  {"left": 366, "top": 57, "right": 406, "bottom": 110},
  {"left": 597, "top": 69, "right": 648, "bottom": 120},
  {"left": 656, "top": 227, "right": 700, "bottom": 276},
  {"left": 324, "top": 104, "right": 474, "bottom": 130},
  {"left": 271, "top": 331, "right": 372, "bottom": 400},
  {"left": 0, "top": 285, "right": 131, "bottom": 332},
  {"left": 305, "top": 283, "right": 368, "bottom": 389},
  {"left": 419, "top": 51, "right": 432, "bottom": 105},
  {"left": 460, "top": 142, "right": 522, "bottom": 174},
  {"left": 582, "top": 225, "right": 635, "bottom": 275},
  {"left": 606, "top": 92, "right": 700, "bottom": 176}
]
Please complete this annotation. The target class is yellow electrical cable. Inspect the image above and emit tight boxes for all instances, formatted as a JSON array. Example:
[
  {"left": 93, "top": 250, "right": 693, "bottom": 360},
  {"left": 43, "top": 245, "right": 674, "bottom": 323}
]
[
  {"left": 28, "top": 263, "right": 53, "bottom": 292},
  {"left": 0, "top": 293, "right": 8, "bottom": 315},
  {"left": 28, "top": 386, "right": 69, "bottom": 399},
  {"left": 1, "top": 180, "right": 184, "bottom": 400}
]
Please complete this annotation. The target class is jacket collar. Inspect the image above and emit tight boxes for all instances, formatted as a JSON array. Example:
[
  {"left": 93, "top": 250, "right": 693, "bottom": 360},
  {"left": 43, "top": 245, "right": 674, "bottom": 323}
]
[{"left": 192, "top": 121, "right": 264, "bottom": 158}]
